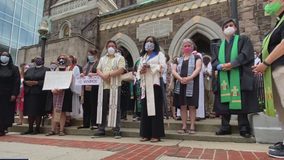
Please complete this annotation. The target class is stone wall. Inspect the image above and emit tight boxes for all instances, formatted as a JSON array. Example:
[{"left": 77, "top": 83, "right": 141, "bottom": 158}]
[
  {"left": 238, "top": 0, "right": 271, "bottom": 52},
  {"left": 98, "top": 1, "right": 229, "bottom": 54},
  {"left": 48, "top": 9, "right": 99, "bottom": 41},
  {"left": 17, "top": 36, "right": 95, "bottom": 67}
]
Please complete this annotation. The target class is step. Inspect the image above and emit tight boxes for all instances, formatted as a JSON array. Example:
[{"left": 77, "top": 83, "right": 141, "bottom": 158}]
[
  {"left": 14, "top": 117, "right": 241, "bottom": 133},
  {"left": 8, "top": 125, "right": 255, "bottom": 143}
]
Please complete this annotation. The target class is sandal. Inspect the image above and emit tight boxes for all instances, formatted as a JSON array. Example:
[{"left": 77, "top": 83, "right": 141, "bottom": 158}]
[
  {"left": 140, "top": 137, "right": 150, "bottom": 142},
  {"left": 45, "top": 131, "right": 55, "bottom": 136},
  {"left": 59, "top": 131, "right": 65, "bottom": 136},
  {"left": 16, "top": 122, "right": 23, "bottom": 125},
  {"left": 188, "top": 129, "right": 196, "bottom": 134},
  {"left": 178, "top": 128, "right": 187, "bottom": 134},
  {"left": 150, "top": 138, "right": 161, "bottom": 143},
  {"left": 90, "top": 126, "right": 98, "bottom": 130},
  {"left": 209, "top": 113, "right": 216, "bottom": 119}
]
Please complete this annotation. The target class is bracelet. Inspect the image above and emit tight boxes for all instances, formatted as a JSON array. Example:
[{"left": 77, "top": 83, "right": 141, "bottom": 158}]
[{"left": 263, "top": 61, "right": 270, "bottom": 66}]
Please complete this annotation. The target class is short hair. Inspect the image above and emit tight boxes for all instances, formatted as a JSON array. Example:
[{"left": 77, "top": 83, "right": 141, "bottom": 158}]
[
  {"left": 31, "top": 58, "right": 35, "bottom": 63},
  {"left": 105, "top": 40, "right": 117, "bottom": 49},
  {"left": 181, "top": 38, "right": 195, "bottom": 48},
  {"left": 88, "top": 49, "right": 99, "bottom": 55},
  {"left": 222, "top": 18, "right": 237, "bottom": 30}
]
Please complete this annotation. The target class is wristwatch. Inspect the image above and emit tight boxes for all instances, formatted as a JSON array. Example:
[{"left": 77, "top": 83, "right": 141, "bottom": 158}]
[{"left": 263, "top": 61, "right": 270, "bottom": 66}]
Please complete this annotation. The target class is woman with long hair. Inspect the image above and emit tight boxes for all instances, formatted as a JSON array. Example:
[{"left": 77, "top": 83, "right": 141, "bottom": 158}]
[
  {"left": 0, "top": 52, "right": 20, "bottom": 136},
  {"left": 137, "top": 36, "right": 166, "bottom": 142}
]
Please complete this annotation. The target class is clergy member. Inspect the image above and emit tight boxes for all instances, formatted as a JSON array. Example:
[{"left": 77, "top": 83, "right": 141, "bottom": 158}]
[
  {"left": 92, "top": 40, "right": 125, "bottom": 139},
  {"left": 253, "top": 0, "right": 284, "bottom": 158},
  {"left": 211, "top": 18, "right": 260, "bottom": 138}
]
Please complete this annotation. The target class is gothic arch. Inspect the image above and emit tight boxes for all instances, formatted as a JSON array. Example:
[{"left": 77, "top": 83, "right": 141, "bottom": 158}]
[
  {"left": 59, "top": 20, "right": 72, "bottom": 38},
  {"left": 101, "top": 33, "right": 140, "bottom": 62},
  {"left": 168, "top": 16, "right": 224, "bottom": 57}
]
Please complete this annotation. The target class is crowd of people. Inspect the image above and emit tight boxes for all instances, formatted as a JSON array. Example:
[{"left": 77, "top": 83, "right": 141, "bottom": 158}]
[{"left": 1, "top": 1, "right": 284, "bottom": 156}]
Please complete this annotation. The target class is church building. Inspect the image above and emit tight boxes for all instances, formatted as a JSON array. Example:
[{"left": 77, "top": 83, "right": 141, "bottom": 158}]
[{"left": 17, "top": 0, "right": 272, "bottom": 68}]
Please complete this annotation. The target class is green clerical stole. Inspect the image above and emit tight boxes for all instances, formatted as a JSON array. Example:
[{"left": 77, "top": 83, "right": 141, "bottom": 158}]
[
  {"left": 218, "top": 35, "right": 242, "bottom": 110},
  {"left": 261, "top": 16, "right": 284, "bottom": 117}
]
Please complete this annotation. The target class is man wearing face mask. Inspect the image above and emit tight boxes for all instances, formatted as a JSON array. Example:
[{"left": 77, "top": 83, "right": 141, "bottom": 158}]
[
  {"left": 211, "top": 18, "right": 259, "bottom": 138},
  {"left": 93, "top": 40, "right": 125, "bottom": 139},
  {"left": 252, "top": 0, "right": 284, "bottom": 158}
]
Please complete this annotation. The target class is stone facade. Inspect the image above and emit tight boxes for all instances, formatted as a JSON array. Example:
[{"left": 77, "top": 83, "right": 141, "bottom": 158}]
[
  {"left": 17, "top": 35, "right": 94, "bottom": 66},
  {"left": 18, "top": 0, "right": 274, "bottom": 67}
]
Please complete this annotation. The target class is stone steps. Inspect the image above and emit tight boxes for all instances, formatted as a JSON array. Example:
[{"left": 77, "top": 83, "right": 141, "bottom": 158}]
[
  {"left": 11, "top": 117, "right": 255, "bottom": 143},
  {"left": 8, "top": 125, "right": 255, "bottom": 143}
]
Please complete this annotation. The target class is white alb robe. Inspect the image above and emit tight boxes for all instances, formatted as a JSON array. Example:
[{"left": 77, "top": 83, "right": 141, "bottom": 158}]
[{"left": 70, "top": 66, "right": 82, "bottom": 119}]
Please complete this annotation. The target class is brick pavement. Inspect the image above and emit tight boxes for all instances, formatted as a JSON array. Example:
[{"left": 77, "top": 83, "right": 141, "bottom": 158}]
[{"left": 0, "top": 135, "right": 278, "bottom": 160}]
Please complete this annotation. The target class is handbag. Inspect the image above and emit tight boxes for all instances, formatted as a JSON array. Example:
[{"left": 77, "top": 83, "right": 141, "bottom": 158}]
[{"left": 121, "top": 72, "right": 134, "bottom": 82}]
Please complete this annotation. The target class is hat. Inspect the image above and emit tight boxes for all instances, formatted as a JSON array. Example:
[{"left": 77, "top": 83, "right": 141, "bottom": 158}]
[
  {"left": 203, "top": 55, "right": 211, "bottom": 60},
  {"left": 221, "top": 18, "right": 237, "bottom": 29}
]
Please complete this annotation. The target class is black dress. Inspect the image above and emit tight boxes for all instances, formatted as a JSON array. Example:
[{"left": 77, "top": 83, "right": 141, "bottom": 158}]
[
  {"left": 24, "top": 66, "right": 50, "bottom": 116},
  {"left": 173, "top": 55, "right": 200, "bottom": 108},
  {"left": 0, "top": 64, "right": 20, "bottom": 127},
  {"left": 46, "top": 69, "right": 73, "bottom": 113}
]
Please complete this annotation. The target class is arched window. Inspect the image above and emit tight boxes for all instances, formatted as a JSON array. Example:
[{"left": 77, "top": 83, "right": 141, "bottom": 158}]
[{"left": 59, "top": 20, "right": 71, "bottom": 39}]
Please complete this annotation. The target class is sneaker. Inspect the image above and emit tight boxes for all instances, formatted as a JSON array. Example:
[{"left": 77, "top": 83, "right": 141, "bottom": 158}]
[
  {"left": 91, "top": 131, "right": 105, "bottom": 138},
  {"left": 268, "top": 148, "right": 284, "bottom": 159},
  {"left": 114, "top": 132, "right": 122, "bottom": 139},
  {"left": 269, "top": 142, "right": 284, "bottom": 151}
]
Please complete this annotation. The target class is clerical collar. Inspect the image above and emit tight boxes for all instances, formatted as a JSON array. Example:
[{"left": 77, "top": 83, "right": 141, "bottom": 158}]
[
  {"left": 35, "top": 65, "right": 42, "bottom": 68},
  {"left": 277, "top": 10, "right": 284, "bottom": 21},
  {"left": 0, "top": 63, "right": 8, "bottom": 66}
]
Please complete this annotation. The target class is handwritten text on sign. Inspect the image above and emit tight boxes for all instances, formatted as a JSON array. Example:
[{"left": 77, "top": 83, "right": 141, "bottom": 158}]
[
  {"left": 42, "top": 71, "right": 73, "bottom": 90},
  {"left": 75, "top": 76, "right": 101, "bottom": 85}
]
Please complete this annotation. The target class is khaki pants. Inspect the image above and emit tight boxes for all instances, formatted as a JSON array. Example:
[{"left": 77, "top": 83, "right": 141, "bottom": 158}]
[
  {"left": 205, "top": 89, "right": 215, "bottom": 114},
  {"left": 272, "top": 66, "right": 284, "bottom": 132}
]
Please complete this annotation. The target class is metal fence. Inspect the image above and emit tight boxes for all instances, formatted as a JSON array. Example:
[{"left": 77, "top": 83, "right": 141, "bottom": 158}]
[{"left": 255, "top": 74, "right": 265, "bottom": 109}]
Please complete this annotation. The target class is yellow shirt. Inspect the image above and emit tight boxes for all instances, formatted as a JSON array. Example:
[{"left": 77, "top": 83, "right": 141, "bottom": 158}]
[{"left": 97, "top": 54, "right": 126, "bottom": 89}]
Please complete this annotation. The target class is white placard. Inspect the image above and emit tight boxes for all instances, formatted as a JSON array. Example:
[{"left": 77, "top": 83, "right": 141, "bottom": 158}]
[
  {"left": 75, "top": 76, "right": 101, "bottom": 85},
  {"left": 42, "top": 71, "right": 73, "bottom": 90}
]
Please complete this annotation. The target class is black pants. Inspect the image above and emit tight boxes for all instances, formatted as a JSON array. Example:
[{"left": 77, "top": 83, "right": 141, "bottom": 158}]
[
  {"left": 221, "top": 113, "right": 250, "bottom": 133},
  {"left": 82, "top": 86, "right": 99, "bottom": 127}
]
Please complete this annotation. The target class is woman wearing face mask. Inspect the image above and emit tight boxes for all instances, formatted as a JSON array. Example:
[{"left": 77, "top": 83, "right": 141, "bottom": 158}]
[
  {"left": 172, "top": 39, "right": 202, "bottom": 134},
  {"left": 136, "top": 36, "right": 166, "bottom": 142},
  {"left": 0, "top": 52, "right": 20, "bottom": 136},
  {"left": 15, "top": 63, "right": 29, "bottom": 125},
  {"left": 253, "top": 1, "right": 284, "bottom": 158},
  {"left": 21, "top": 55, "right": 50, "bottom": 135},
  {"left": 46, "top": 55, "right": 79, "bottom": 136},
  {"left": 77, "top": 49, "right": 100, "bottom": 130}
]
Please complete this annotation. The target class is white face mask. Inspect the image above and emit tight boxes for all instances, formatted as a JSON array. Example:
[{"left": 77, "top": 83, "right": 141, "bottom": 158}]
[
  {"left": 108, "top": 47, "right": 115, "bottom": 55},
  {"left": 223, "top": 27, "right": 235, "bottom": 36}
]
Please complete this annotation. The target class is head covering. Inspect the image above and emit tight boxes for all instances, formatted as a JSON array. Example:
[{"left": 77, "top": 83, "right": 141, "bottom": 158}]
[{"left": 221, "top": 18, "right": 237, "bottom": 30}]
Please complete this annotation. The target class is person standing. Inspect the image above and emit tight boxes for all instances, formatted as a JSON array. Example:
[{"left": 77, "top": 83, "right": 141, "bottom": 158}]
[
  {"left": 203, "top": 55, "right": 215, "bottom": 118},
  {"left": 92, "top": 40, "right": 125, "bottom": 139},
  {"left": 172, "top": 39, "right": 202, "bottom": 134},
  {"left": 253, "top": 1, "right": 284, "bottom": 158},
  {"left": 136, "top": 36, "right": 166, "bottom": 142},
  {"left": 77, "top": 49, "right": 100, "bottom": 130},
  {"left": 21, "top": 55, "right": 49, "bottom": 135},
  {"left": 0, "top": 52, "right": 20, "bottom": 136},
  {"left": 15, "top": 63, "right": 29, "bottom": 125},
  {"left": 211, "top": 18, "right": 260, "bottom": 138}
]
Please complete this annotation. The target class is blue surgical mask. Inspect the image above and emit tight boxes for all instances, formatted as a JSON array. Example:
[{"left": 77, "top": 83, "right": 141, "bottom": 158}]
[
  {"left": 0, "top": 56, "right": 9, "bottom": 63},
  {"left": 88, "top": 56, "right": 95, "bottom": 62}
]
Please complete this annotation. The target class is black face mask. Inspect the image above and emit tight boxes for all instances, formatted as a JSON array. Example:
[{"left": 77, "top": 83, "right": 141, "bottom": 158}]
[{"left": 58, "top": 59, "right": 65, "bottom": 65}]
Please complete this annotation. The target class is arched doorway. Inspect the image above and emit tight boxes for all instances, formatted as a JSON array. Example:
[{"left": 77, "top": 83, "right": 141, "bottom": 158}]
[
  {"left": 117, "top": 46, "right": 134, "bottom": 69},
  {"left": 191, "top": 33, "right": 211, "bottom": 55},
  {"left": 168, "top": 16, "right": 224, "bottom": 57}
]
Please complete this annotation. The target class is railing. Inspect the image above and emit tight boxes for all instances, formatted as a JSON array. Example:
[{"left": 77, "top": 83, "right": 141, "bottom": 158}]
[{"left": 255, "top": 74, "right": 265, "bottom": 110}]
